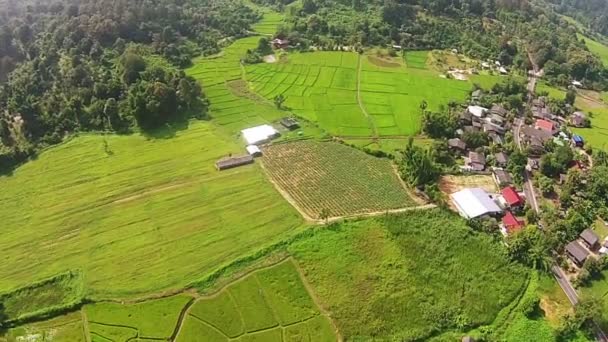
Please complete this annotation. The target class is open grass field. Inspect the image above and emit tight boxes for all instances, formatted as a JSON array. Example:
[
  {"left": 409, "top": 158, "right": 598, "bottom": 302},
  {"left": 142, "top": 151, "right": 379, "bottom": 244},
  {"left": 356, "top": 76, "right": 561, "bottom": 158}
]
[
  {"left": 0, "top": 121, "right": 307, "bottom": 298},
  {"left": 175, "top": 260, "right": 336, "bottom": 341},
  {"left": 261, "top": 141, "right": 417, "bottom": 219},
  {"left": 245, "top": 51, "right": 485, "bottom": 137},
  {"left": 404, "top": 50, "right": 430, "bottom": 69},
  {"left": 5, "top": 312, "right": 86, "bottom": 342},
  {"left": 287, "top": 209, "right": 528, "bottom": 340}
]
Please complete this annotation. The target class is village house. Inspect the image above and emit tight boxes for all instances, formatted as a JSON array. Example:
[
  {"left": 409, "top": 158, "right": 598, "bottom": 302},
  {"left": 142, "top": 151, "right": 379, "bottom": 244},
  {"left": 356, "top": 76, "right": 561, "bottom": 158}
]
[
  {"left": 450, "top": 188, "right": 503, "bottom": 219},
  {"left": 493, "top": 169, "right": 512, "bottom": 187},
  {"left": 216, "top": 155, "right": 254, "bottom": 171},
  {"left": 483, "top": 123, "right": 505, "bottom": 135},
  {"left": 490, "top": 104, "right": 508, "bottom": 118},
  {"left": 501, "top": 186, "right": 524, "bottom": 209},
  {"left": 448, "top": 138, "right": 467, "bottom": 153},
  {"left": 271, "top": 38, "right": 289, "bottom": 49},
  {"left": 502, "top": 211, "right": 524, "bottom": 235},
  {"left": 580, "top": 229, "right": 600, "bottom": 251},
  {"left": 467, "top": 105, "right": 488, "bottom": 119},
  {"left": 570, "top": 112, "right": 588, "bottom": 128},
  {"left": 459, "top": 110, "right": 473, "bottom": 125},
  {"left": 471, "top": 89, "right": 483, "bottom": 102},
  {"left": 535, "top": 119, "right": 555, "bottom": 134},
  {"left": 566, "top": 241, "right": 590, "bottom": 267},
  {"left": 466, "top": 151, "right": 486, "bottom": 171},
  {"left": 495, "top": 152, "right": 509, "bottom": 167},
  {"left": 489, "top": 133, "right": 504, "bottom": 145},
  {"left": 488, "top": 113, "right": 505, "bottom": 126}
]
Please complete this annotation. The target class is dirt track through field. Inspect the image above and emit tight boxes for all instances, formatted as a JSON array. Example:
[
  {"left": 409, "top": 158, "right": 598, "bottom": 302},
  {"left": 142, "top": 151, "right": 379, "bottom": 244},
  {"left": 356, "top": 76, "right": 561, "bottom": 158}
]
[{"left": 357, "top": 54, "right": 378, "bottom": 140}]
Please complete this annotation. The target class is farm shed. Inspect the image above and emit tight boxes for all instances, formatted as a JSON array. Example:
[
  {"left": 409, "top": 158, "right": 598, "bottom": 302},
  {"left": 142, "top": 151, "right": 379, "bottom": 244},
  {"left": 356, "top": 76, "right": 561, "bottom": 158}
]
[
  {"left": 566, "top": 241, "right": 589, "bottom": 267},
  {"left": 272, "top": 38, "right": 289, "bottom": 49},
  {"left": 241, "top": 125, "right": 279, "bottom": 145},
  {"left": 450, "top": 188, "right": 502, "bottom": 219},
  {"left": 580, "top": 229, "right": 600, "bottom": 250},
  {"left": 501, "top": 186, "right": 523, "bottom": 208},
  {"left": 246, "top": 145, "right": 262, "bottom": 157},
  {"left": 215, "top": 155, "right": 254, "bottom": 171},
  {"left": 280, "top": 117, "right": 299, "bottom": 130}
]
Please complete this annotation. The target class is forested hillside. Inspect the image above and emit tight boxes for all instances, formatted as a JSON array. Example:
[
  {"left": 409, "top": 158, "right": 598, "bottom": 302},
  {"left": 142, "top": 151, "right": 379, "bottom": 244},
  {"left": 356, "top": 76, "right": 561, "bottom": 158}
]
[
  {"left": 265, "top": 0, "right": 607, "bottom": 86},
  {"left": 0, "top": 0, "right": 258, "bottom": 170},
  {"left": 546, "top": 0, "right": 608, "bottom": 36}
]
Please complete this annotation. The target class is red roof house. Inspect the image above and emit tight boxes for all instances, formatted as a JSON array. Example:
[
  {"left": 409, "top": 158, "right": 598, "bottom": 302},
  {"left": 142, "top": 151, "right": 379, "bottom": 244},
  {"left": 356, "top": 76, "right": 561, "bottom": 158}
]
[
  {"left": 535, "top": 119, "right": 554, "bottom": 132},
  {"left": 502, "top": 211, "right": 524, "bottom": 233},
  {"left": 501, "top": 186, "right": 524, "bottom": 207}
]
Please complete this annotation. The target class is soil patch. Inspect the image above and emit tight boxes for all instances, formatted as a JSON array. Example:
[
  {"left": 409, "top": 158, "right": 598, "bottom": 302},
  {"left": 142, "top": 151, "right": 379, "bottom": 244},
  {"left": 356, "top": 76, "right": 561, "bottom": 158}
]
[{"left": 367, "top": 55, "right": 401, "bottom": 68}]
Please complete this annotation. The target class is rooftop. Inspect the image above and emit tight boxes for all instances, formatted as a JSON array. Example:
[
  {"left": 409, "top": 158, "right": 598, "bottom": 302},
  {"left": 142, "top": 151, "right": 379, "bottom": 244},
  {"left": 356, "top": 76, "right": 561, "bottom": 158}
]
[
  {"left": 467, "top": 105, "right": 488, "bottom": 118},
  {"left": 468, "top": 151, "right": 486, "bottom": 165},
  {"left": 501, "top": 186, "right": 523, "bottom": 207},
  {"left": 566, "top": 241, "right": 589, "bottom": 264},
  {"left": 495, "top": 152, "right": 508, "bottom": 164},
  {"left": 241, "top": 124, "right": 279, "bottom": 145},
  {"left": 535, "top": 119, "right": 554, "bottom": 132},
  {"left": 494, "top": 169, "right": 512, "bottom": 185},
  {"left": 450, "top": 188, "right": 502, "bottom": 219},
  {"left": 580, "top": 229, "right": 599, "bottom": 247},
  {"left": 502, "top": 211, "right": 523, "bottom": 233}
]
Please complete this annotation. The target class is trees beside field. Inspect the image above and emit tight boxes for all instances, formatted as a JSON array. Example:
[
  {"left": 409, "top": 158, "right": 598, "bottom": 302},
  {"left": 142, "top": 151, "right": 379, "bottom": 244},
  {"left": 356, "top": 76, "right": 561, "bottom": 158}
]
[{"left": 0, "top": 0, "right": 258, "bottom": 171}]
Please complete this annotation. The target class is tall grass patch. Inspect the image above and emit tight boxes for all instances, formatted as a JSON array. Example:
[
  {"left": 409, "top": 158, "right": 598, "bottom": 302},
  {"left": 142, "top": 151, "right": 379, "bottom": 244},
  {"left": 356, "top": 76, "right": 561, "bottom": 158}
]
[{"left": 288, "top": 209, "right": 528, "bottom": 340}]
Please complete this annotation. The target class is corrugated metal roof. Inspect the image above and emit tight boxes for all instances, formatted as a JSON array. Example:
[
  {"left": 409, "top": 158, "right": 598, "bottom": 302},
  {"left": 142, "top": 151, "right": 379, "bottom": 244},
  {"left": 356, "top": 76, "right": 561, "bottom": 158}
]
[{"left": 450, "top": 188, "right": 502, "bottom": 219}]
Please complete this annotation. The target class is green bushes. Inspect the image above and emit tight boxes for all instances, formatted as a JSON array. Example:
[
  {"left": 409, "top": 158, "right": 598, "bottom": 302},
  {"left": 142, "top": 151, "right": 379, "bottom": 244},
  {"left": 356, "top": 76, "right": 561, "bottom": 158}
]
[{"left": 0, "top": 271, "right": 84, "bottom": 326}]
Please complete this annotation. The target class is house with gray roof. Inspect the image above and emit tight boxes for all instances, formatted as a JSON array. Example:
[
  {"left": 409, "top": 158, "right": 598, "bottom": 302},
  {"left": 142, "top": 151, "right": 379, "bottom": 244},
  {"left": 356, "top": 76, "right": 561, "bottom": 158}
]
[{"left": 566, "top": 241, "right": 590, "bottom": 267}]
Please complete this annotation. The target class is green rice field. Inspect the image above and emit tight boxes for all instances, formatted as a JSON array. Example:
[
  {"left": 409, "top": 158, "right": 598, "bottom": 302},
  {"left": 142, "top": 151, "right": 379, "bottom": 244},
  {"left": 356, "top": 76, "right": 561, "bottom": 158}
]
[
  {"left": 244, "top": 51, "right": 478, "bottom": 137},
  {"left": 0, "top": 122, "right": 306, "bottom": 298},
  {"left": 262, "top": 141, "right": 417, "bottom": 218}
]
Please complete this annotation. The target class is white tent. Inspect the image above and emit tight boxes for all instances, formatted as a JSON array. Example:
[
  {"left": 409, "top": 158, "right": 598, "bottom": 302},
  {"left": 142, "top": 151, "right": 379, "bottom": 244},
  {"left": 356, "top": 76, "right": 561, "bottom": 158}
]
[
  {"left": 241, "top": 124, "right": 279, "bottom": 145},
  {"left": 450, "top": 188, "right": 502, "bottom": 219},
  {"left": 467, "top": 105, "right": 488, "bottom": 118}
]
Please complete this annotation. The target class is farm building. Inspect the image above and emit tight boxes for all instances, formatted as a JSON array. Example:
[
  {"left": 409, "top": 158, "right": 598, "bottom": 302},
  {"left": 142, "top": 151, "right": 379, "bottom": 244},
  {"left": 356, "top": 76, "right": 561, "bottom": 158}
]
[
  {"left": 448, "top": 138, "right": 467, "bottom": 153},
  {"left": 566, "top": 241, "right": 589, "bottom": 267},
  {"left": 280, "top": 117, "right": 299, "bottom": 130},
  {"left": 215, "top": 155, "right": 254, "bottom": 171},
  {"left": 493, "top": 169, "right": 512, "bottom": 187},
  {"left": 502, "top": 211, "right": 524, "bottom": 234},
  {"left": 471, "top": 89, "right": 483, "bottom": 101},
  {"left": 501, "top": 186, "right": 524, "bottom": 208},
  {"left": 241, "top": 124, "right": 279, "bottom": 145},
  {"left": 495, "top": 152, "right": 509, "bottom": 167},
  {"left": 246, "top": 145, "right": 262, "bottom": 157},
  {"left": 272, "top": 38, "right": 289, "bottom": 49},
  {"left": 467, "top": 105, "right": 488, "bottom": 119},
  {"left": 450, "top": 188, "right": 502, "bottom": 219},
  {"left": 580, "top": 229, "right": 600, "bottom": 250},
  {"left": 571, "top": 134, "right": 584, "bottom": 147},
  {"left": 466, "top": 151, "right": 486, "bottom": 171}
]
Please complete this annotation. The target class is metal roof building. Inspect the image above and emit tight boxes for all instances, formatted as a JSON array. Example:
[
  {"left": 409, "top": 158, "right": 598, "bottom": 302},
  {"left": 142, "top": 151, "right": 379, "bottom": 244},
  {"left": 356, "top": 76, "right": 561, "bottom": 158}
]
[
  {"left": 450, "top": 188, "right": 502, "bottom": 219},
  {"left": 241, "top": 124, "right": 279, "bottom": 145}
]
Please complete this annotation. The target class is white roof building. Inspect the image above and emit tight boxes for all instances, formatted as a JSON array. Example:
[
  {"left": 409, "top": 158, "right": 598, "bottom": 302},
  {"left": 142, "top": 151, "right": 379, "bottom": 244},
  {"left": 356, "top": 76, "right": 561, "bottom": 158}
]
[
  {"left": 450, "top": 188, "right": 502, "bottom": 219},
  {"left": 241, "top": 124, "right": 279, "bottom": 145},
  {"left": 499, "top": 66, "right": 508, "bottom": 74},
  {"left": 467, "top": 105, "right": 488, "bottom": 118},
  {"left": 572, "top": 80, "right": 583, "bottom": 87},
  {"left": 246, "top": 145, "right": 261, "bottom": 156}
]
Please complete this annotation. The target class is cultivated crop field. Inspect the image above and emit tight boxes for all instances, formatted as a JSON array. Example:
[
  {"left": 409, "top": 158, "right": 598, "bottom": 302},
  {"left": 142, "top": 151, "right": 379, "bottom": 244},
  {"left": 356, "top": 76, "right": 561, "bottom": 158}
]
[
  {"left": 0, "top": 122, "right": 306, "bottom": 298},
  {"left": 288, "top": 209, "right": 528, "bottom": 340},
  {"left": 262, "top": 141, "right": 418, "bottom": 219},
  {"left": 245, "top": 51, "right": 476, "bottom": 137}
]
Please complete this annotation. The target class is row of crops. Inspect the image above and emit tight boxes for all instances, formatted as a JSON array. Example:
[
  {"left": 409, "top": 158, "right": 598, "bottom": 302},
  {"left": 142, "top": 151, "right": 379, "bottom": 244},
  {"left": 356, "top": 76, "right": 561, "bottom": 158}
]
[{"left": 262, "top": 141, "right": 417, "bottom": 218}]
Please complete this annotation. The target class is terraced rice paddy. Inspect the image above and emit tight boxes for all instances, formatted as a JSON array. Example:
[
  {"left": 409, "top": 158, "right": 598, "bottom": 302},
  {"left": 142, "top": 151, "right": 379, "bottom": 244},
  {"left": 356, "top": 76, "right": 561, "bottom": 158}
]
[
  {"left": 245, "top": 51, "right": 477, "bottom": 137},
  {"left": 261, "top": 141, "right": 417, "bottom": 219}
]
